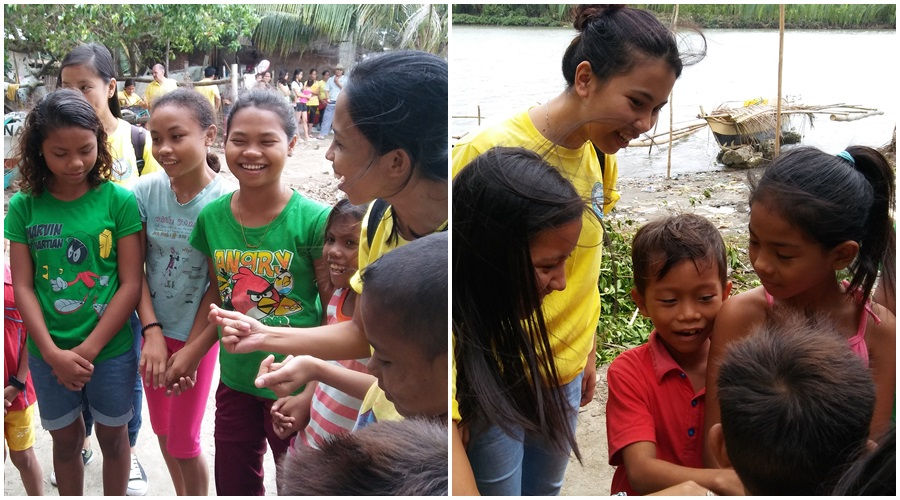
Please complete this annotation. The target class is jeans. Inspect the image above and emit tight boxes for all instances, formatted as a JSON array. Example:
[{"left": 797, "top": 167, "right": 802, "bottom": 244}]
[
  {"left": 318, "top": 101, "right": 336, "bottom": 137},
  {"left": 84, "top": 312, "right": 143, "bottom": 447},
  {"left": 466, "top": 372, "right": 583, "bottom": 496}
]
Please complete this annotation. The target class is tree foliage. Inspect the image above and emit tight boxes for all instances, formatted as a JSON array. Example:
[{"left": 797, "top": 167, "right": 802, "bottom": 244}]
[
  {"left": 452, "top": 4, "right": 895, "bottom": 29},
  {"left": 251, "top": 4, "right": 447, "bottom": 58},
  {"left": 4, "top": 4, "right": 258, "bottom": 76}
]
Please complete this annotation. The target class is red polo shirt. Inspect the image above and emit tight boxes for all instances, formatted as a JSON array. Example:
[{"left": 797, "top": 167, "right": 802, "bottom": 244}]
[{"left": 606, "top": 331, "right": 705, "bottom": 495}]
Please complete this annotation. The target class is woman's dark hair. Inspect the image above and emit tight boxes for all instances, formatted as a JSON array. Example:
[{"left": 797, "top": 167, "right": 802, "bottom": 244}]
[
  {"left": 325, "top": 198, "right": 367, "bottom": 234},
  {"left": 343, "top": 50, "right": 447, "bottom": 184},
  {"left": 453, "top": 146, "right": 585, "bottom": 458},
  {"left": 124, "top": 78, "right": 136, "bottom": 88},
  {"left": 344, "top": 50, "right": 447, "bottom": 244},
  {"left": 292, "top": 69, "right": 303, "bottom": 81},
  {"left": 750, "top": 146, "right": 895, "bottom": 300},
  {"left": 57, "top": 42, "right": 122, "bottom": 118},
  {"left": 18, "top": 89, "right": 112, "bottom": 195},
  {"left": 562, "top": 5, "right": 705, "bottom": 87},
  {"left": 832, "top": 425, "right": 895, "bottom": 495},
  {"left": 225, "top": 88, "right": 297, "bottom": 140},
  {"left": 151, "top": 88, "right": 221, "bottom": 172},
  {"left": 278, "top": 70, "right": 290, "bottom": 84}
]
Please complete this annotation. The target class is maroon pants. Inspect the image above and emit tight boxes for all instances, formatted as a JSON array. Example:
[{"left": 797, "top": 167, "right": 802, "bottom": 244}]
[{"left": 213, "top": 382, "right": 292, "bottom": 495}]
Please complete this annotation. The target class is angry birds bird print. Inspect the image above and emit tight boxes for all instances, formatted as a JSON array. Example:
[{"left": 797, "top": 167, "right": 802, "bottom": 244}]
[{"left": 230, "top": 267, "right": 302, "bottom": 320}]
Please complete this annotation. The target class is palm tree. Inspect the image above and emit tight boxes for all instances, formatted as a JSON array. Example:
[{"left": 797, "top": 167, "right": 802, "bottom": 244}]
[{"left": 250, "top": 4, "right": 447, "bottom": 59}]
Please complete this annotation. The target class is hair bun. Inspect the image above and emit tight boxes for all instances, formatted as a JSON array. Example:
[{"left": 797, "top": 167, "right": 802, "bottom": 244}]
[{"left": 573, "top": 4, "right": 623, "bottom": 30}]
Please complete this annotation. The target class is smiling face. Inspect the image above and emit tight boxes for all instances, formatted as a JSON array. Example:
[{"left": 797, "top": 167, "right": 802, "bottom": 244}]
[
  {"left": 632, "top": 258, "right": 730, "bottom": 363},
  {"left": 60, "top": 64, "right": 116, "bottom": 117},
  {"left": 529, "top": 219, "right": 582, "bottom": 300},
  {"left": 152, "top": 65, "right": 166, "bottom": 83},
  {"left": 41, "top": 126, "right": 98, "bottom": 193},
  {"left": 575, "top": 57, "right": 676, "bottom": 154},
  {"left": 325, "top": 94, "right": 390, "bottom": 204},
  {"left": 323, "top": 213, "right": 361, "bottom": 289},
  {"left": 361, "top": 294, "right": 447, "bottom": 418},
  {"left": 748, "top": 200, "right": 848, "bottom": 301},
  {"left": 147, "top": 104, "right": 216, "bottom": 181},
  {"left": 225, "top": 106, "right": 297, "bottom": 190}
]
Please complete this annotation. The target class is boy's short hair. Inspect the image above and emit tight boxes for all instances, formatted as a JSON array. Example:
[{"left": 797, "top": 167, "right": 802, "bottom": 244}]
[
  {"left": 631, "top": 213, "right": 727, "bottom": 294},
  {"left": 204, "top": 66, "right": 216, "bottom": 78},
  {"left": 360, "top": 231, "right": 447, "bottom": 360},
  {"left": 717, "top": 310, "right": 875, "bottom": 495},
  {"left": 277, "top": 418, "right": 448, "bottom": 495}
]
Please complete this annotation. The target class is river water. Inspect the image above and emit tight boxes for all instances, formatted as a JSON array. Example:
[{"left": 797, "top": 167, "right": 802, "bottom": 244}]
[{"left": 450, "top": 26, "right": 896, "bottom": 178}]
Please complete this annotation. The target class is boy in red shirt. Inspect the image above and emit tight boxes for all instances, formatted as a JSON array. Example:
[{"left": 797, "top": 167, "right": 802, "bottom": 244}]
[
  {"left": 4, "top": 263, "right": 43, "bottom": 495},
  {"left": 605, "top": 214, "right": 742, "bottom": 495}
]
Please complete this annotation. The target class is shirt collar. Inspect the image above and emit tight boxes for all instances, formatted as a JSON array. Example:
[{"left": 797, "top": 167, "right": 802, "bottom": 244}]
[{"left": 648, "top": 330, "right": 686, "bottom": 383}]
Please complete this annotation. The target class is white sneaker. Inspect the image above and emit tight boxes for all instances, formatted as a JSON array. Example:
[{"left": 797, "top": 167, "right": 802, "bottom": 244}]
[
  {"left": 126, "top": 454, "right": 148, "bottom": 496},
  {"left": 50, "top": 448, "right": 94, "bottom": 486}
]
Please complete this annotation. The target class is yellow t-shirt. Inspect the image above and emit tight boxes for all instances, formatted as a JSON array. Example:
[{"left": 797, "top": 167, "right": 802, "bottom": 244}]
[
  {"left": 118, "top": 91, "right": 144, "bottom": 108},
  {"left": 451, "top": 109, "right": 619, "bottom": 384},
  {"left": 195, "top": 78, "right": 221, "bottom": 111},
  {"left": 107, "top": 118, "right": 161, "bottom": 190},
  {"left": 307, "top": 81, "right": 323, "bottom": 107},
  {"left": 144, "top": 78, "right": 178, "bottom": 107},
  {"left": 354, "top": 381, "right": 403, "bottom": 429},
  {"left": 349, "top": 202, "right": 448, "bottom": 294}
]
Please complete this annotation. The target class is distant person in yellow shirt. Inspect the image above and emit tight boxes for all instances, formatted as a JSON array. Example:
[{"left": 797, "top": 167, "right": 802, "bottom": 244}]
[
  {"left": 195, "top": 66, "right": 221, "bottom": 115},
  {"left": 118, "top": 78, "right": 146, "bottom": 109},
  {"left": 144, "top": 63, "right": 177, "bottom": 107}
]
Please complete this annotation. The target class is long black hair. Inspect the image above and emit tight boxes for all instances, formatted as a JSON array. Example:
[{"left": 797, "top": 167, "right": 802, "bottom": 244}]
[
  {"left": 750, "top": 146, "right": 895, "bottom": 300},
  {"left": 453, "top": 146, "right": 586, "bottom": 457},
  {"left": 57, "top": 42, "right": 122, "bottom": 119}
]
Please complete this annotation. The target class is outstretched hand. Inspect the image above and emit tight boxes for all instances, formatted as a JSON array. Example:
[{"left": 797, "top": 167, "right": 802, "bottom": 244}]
[
  {"left": 254, "top": 354, "right": 319, "bottom": 398},
  {"left": 208, "top": 303, "right": 267, "bottom": 354}
]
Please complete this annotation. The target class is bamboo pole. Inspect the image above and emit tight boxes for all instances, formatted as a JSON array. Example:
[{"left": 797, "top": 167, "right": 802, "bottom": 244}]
[
  {"left": 667, "top": 4, "right": 679, "bottom": 178},
  {"left": 775, "top": 5, "right": 785, "bottom": 156}
]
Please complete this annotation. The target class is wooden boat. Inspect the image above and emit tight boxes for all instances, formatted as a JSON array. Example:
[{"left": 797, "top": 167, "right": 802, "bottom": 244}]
[{"left": 698, "top": 101, "right": 882, "bottom": 148}]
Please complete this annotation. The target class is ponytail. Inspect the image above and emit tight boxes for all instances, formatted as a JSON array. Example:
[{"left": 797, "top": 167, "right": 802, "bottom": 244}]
[
  {"left": 844, "top": 146, "right": 895, "bottom": 299},
  {"left": 751, "top": 146, "right": 895, "bottom": 300}
]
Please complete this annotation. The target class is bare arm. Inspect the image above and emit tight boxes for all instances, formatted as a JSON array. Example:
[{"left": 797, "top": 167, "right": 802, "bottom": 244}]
[
  {"left": 452, "top": 422, "right": 480, "bottom": 495},
  {"left": 73, "top": 232, "right": 142, "bottom": 362},
  {"left": 10, "top": 242, "right": 93, "bottom": 389},
  {"left": 703, "top": 290, "right": 765, "bottom": 467},
  {"left": 164, "top": 258, "right": 222, "bottom": 390},
  {"left": 621, "top": 441, "right": 744, "bottom": 495},
  {"left": 255, "top": 354, "right": 375, "bottom": 400},
  {"left": 213, "top": 302, "right": 371, "bottom": 360},
  {"left": 866, "top": 306, "right": 895, "bottom": 438},
  {"left": 312, "top": 256, "right": 333, "bottom": 315},
  {"left": 136, "top": 226, "right": 169, "bottom": 388}
]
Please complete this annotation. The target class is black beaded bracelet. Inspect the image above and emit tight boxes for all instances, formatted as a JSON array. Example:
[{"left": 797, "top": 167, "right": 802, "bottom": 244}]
[{"left": 141, "top": 322, "right": 163, "bottom": 336}]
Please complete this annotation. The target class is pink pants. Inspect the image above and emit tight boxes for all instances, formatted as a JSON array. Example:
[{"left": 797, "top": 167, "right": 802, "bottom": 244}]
[{"left": 143, "top": 336, "right": 218, "bottom": 459}]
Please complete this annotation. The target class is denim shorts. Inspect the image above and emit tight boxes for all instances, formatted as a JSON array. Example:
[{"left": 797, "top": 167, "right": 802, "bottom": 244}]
[
  {"left": 29, "top": 347, "right": 136, "bottom": 431},
  {"left": 466, "top": 371, "right": 583, "bottom": 496}
]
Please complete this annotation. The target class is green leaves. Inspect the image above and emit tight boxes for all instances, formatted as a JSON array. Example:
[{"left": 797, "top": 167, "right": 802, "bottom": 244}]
[{"left": 4, "top": 4, "right": 258, "bottom": 75}]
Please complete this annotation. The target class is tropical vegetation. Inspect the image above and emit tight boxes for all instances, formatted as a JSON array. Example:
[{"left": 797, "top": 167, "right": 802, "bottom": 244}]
[
  {"left": 251, "top": 4, "right": 447, "bottom": 58},
  {"left": 452, "top": 4, "right": 896, "bottom": 30}
]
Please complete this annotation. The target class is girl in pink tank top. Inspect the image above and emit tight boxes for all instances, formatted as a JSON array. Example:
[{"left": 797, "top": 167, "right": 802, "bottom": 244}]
[{"left": 706, "top": 146, "right": 896, "bottom": 457}]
